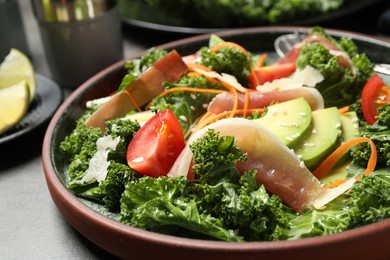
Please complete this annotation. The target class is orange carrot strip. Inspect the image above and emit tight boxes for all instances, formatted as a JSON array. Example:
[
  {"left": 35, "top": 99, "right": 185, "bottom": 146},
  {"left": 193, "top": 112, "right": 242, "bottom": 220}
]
[
  {"left": 324, "top": 179, "right": 347, "bottom": 189},
  {"left": 313, "top": 137, "right": 377, "bottom": 180},
  {"left": 249, "top": 54, "right": 268, "bottom": 89},
  {"left": 157, "top": 87, "right": 224, "bottom": 98},
  {"left": 255, "top": 53, "right": 268, "bottom": 68},
  {"left": 187, "top": 63, "right": 212, "bottom": 72},
  {"left": 211, "top": 42, "right": 250, "bottom": 58},
  {"left": 192, "top": 108, "right": 265, "bottom": 133},
  {"left": 338, "top": 106, "right": 350, "bottom": 114},
  {"left": 216, "top": 79, "right": 239, "bottom": 117},
  {"left": 145, "top": 87, "right": 225, "bottom": 110},
  {"left": 230, "top": 88, "right": 239, "bottom": 118},
  {"left": 186, "top": 67, "right": 223, "bottom": 84},
  {"left": 123, "top": 89, "right": 142, "bottom": 112},
  {"left": 193, "top": 113, "right": 221, "bottom": 133},
  {"left": 197, "top": 111, "right": 213, "bottom": 125},
  {"left": 187, "top": 72, "right": 203, "bottom": 78}
]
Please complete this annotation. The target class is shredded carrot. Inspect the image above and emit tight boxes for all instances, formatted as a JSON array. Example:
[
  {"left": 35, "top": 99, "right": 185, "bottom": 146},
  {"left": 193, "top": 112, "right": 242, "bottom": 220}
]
[
  {"left": 192, "top": 108, "right": 265, "bottom": 133},
  {"left": 189, "top": 67, "right": 241, "bottom": 118},
  {"left": 324, "top": 179, "right": 347, "bottom": 189},
  {"left": 197, "top": 111, "right": 214, "bottom": 125},
  {"left": 192, "top": 113, "right": 222, "bottom": 133},
  {"left": 250, "top": 53, "right": 268, "bottom": 89},
  {"left": 255, "top": 53, "right": 268, "bottom": 68},
  {"left": 157, "top": 87, "right": 225, "bottom": 98},
  {"left": 249, "top": 69, "right": 260, "bottom": 88},
  {"left": 313, "top": 137, "right": 377, "bottom": 180},
  {"left": 145, "top": 87, "right": 225, "bottom": 110},
  {"left": 220, "top": 82, "right": 239, "bottom": 118},
  {"left": 211, "top": 42, "right": 250, "bottom": 58},
  {"left": 187, "top": 71, "right": 203, "bottom": 78},
  {"left": 123, "top": 89, "right": 142, "bottom": 112},
  {"left": 338, "top": 106, "right": 350, "bottom": 114},
  {"left": 187, "top": 63, "right": 212, "bottom": 72}
]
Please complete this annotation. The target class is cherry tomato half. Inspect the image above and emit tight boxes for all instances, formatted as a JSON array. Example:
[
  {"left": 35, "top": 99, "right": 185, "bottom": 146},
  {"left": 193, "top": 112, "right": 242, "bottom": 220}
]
[
  {"left": 249, "top": 63, "right": 296, "bottom": 88},
  {"left": 361, "top": 73, "right": 390, "bottom": 125},
  {"left": 126, "top": 109, "right": 185, "bottom": 178}
]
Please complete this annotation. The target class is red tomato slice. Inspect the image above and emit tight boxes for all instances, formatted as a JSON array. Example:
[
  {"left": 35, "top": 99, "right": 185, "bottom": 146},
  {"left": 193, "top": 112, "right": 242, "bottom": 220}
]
[
  {"left": 249, "top": 63, "right": 296, "bottom": 88},
  {"left": 361, "top": 73, "right": 390, "bottom": 125},
  {"left": 126, "top": 109, "right": 185, "bottom": 178}
]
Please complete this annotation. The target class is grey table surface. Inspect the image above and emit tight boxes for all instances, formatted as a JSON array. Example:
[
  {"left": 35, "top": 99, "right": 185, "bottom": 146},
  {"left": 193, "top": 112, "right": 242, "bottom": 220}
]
[{"left": 1, "top": 0, "right": 389, "bottom": 259}]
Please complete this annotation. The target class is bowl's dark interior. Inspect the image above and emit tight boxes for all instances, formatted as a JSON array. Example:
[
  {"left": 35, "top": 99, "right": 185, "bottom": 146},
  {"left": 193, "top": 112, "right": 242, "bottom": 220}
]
[{"left": 46, "top": 27, "right": 390, "bottom": 260}]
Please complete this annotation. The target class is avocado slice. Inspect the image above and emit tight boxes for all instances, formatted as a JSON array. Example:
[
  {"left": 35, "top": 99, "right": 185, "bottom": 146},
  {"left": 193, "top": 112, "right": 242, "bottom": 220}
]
[
  {"left": 340, "top": 111, "right": 359, "bottom": 142},
  {"left": 294, "top": 107, "right": 342, "bottom": 170},
  {"left": 335, "top": 111, "right": 360, "bottom": 165},
  {"left": 255, "top": 97, "right": 312, "bottom": 148}
]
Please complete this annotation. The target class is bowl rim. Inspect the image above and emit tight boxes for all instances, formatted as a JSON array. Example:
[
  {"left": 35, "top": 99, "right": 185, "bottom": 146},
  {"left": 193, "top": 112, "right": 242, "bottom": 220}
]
[{"left": 42, "top": 25, "right": 390, "bottom": 257}]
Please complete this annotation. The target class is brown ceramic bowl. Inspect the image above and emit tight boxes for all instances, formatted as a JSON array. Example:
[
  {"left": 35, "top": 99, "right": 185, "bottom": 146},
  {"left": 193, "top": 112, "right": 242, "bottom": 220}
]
[{"left": 42, "top": 26, "right": 390, "bottom": 260}]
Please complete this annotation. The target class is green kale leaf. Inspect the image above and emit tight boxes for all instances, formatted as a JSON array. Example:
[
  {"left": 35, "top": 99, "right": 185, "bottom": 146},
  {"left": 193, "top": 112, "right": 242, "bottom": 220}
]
[
  {"left": 351, "top": 104, "right": 390, "bottom": 167},
  {"left": 60, "top": 113, "right": 141, "bottom": 210},
  {"left": 189, "top": 128, "right": 247, "bottom": 184},
  {"left": 199, "top": 44, "right": 251, "bottom": 87},
  {"left": 120, "top": 176, "right": 243, "bottom": 242},
  {"left": 297, "top": 27, "right": 374, "bottom": 107}
]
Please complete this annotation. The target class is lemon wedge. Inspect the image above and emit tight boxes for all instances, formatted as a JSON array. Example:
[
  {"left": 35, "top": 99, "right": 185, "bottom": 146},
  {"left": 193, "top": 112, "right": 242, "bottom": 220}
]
[
  {"left": 0, "top": 48, "right": 36, "bottom": 103},
  {"left": 0, "top": 80, "right": 30, "bottom": 135}
]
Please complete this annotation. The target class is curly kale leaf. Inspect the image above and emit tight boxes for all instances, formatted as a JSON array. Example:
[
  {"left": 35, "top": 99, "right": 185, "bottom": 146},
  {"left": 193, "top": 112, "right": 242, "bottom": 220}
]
[
  {"left": 192, "top": 171, "right": 291, "bottom": 241},
  {"left": 60, "top": 111, "right": 142, "bottom": 210},
  {"left": 297, "top": 42, "right": 355, "bottom": 107},
  {"left": 278, "top": 195, "right": 353, "bottom": 240},
  {"left": 199, "top": 44, "right": 251, "bottom": 87},
  {"left": 59, "top": 107, "right": 102, "bottom": 161},
  {"left": 189, "top": 129, "right": 247, "bottom": 185},
  {"left": 275, "top": 170, "right": 390, "bottom": 240},
  {"left": 100, "top": 162, "right": 141, "bottom": 210},
  {"left": 105, "top": 118, "right": 140, "bottom": 163},
  {"left": 120, "top": 176, "right": 243, "bottom": 242},
  {"left": 377, "top": 103, "right": 390, "bottom": 127},
  {"left": 351, "top": 104, "right": 390, "bottom": 167},
  {"left": 72, "top": 162, "right": 141, "bottom": 211},
  {"left": 297, "top": 27, "right": 374, "bottom": 107},
  {"left": 349, "top": 170, "right": 390, "bottom": 227}
]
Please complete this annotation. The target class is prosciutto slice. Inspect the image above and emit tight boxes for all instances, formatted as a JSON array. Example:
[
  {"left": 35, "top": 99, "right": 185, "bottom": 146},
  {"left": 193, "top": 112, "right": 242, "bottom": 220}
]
[
  {"left": 85, "top": 50, "right": 188, "bottom": 131},
  {"left": 168, "top": 118, "right": 325, "bottom": 213},
  {"left": 207, "top": 87, "right": 323, "bottom": 114}
]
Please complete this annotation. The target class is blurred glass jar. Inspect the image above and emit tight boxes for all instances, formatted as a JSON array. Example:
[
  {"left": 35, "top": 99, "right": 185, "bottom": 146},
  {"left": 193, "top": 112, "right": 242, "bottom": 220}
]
[
  {"left": 31, "top": 0, "right": 123, "bottom": 89},
  {"left": 0, "top": 0, "right": 30, "bottom": 60}
]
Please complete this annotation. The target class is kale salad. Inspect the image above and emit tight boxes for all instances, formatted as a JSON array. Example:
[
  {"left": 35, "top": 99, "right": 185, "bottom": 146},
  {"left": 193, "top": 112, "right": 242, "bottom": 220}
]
[{"left": 59, "top": 27, "right": 390, "bottom": 242}]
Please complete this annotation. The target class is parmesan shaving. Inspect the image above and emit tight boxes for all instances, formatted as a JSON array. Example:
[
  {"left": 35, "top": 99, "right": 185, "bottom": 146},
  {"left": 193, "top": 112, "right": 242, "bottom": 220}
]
[{"left": 80, "top": 135, "right": 121, "bottom": 184}]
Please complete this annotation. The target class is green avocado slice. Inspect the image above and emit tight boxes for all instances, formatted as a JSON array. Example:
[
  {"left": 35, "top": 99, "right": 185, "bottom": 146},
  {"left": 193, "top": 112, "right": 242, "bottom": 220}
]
[
  {"left": 294, "top": 107, "right": 342, "bottom": 170},
  {"left": 340, "top": 111, "right": 359, "bottom": 142},
  {"left": 255, "top": 97, "right": 312, "bottom": 148}
]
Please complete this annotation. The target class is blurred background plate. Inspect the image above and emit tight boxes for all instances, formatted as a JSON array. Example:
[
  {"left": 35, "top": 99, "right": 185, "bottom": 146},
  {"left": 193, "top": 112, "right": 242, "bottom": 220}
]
[{"left": 118, "top": 0, "right": 387, "bottom": 35}]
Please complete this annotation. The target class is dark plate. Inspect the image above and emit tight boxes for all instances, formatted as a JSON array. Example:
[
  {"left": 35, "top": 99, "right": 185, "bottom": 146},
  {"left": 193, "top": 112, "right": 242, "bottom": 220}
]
[
  {"left": 42, "top": 26, "right": 390, "bottom": 260},
  {"left": 0, "top": 74, "right": 62, "bottom": 146},
  {"left": 119, "top": 0, "right": 384, "bottom": 35}
]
